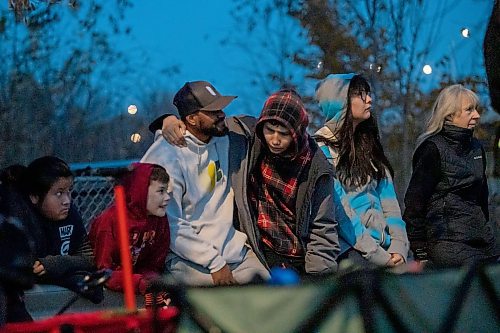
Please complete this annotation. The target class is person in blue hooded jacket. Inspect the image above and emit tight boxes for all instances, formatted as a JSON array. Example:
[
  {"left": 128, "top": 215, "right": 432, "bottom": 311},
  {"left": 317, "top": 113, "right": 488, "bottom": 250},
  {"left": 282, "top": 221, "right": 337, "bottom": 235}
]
[{"left": 313, "top": 73, "right": 409, "bottom": 268}]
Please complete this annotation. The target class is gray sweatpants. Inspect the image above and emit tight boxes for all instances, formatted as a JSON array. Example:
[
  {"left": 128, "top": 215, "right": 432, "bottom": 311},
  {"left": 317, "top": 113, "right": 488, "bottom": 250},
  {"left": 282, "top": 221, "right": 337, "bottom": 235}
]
[{"left": 165, "top": 247, "right": 270, "bottom": 286}]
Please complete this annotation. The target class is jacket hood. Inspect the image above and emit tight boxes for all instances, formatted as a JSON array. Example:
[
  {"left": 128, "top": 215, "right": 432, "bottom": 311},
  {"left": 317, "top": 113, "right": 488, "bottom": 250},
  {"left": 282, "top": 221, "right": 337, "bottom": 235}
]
[
  {"left": 255, "top": 89, "right": 310, "bottom": 158},
  {"left": 315, "top": 73, "right": 356, "bottom": 134},
  {"left": 122, "top": 163, "right": 155, "bottom": 219}
]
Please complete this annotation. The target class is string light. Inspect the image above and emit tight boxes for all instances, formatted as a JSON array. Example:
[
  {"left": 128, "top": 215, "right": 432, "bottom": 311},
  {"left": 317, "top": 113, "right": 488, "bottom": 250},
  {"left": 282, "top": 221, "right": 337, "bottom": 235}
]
[
  {"left": 127, "top": 104, "right": 138, "bottom": 115},
  {"left": 422, "top": 64, "right": 432, "bottom": 75},
  {"left": 130, "top": 133, "right": 141, "bottom": 143}
]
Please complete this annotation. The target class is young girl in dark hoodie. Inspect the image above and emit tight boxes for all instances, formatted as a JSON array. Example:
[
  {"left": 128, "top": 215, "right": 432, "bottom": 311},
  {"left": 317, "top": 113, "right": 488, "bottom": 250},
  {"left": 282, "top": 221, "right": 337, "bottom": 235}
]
[
  {"left": 1, "top": 156, "right": 100, "bottom": 316},
  {"left": 89, "top": 163, "right": 171, "bottom": 307}
]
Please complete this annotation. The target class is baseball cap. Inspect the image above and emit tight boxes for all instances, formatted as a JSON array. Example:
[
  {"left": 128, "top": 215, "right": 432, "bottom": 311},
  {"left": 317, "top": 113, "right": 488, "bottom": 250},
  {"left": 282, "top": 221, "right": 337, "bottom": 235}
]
[{"left": 173, "top": 81, "right": 237, "bottom": 118}]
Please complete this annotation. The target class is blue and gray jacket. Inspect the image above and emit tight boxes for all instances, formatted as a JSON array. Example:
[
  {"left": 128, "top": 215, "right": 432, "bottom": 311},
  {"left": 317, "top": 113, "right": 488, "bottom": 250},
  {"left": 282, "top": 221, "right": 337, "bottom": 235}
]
[{"left": 313, "top": 73, "right": 409, "bottom": 266}]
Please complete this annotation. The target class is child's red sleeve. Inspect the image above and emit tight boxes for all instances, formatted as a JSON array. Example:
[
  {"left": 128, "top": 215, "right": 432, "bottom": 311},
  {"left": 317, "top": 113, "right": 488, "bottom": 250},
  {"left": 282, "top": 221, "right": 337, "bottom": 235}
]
[
  {"left": 89, "top": 212, "right": 116, "bottom": 271},
  {"left": 105, "top": 270, "right": 147, "bottom": 294}
]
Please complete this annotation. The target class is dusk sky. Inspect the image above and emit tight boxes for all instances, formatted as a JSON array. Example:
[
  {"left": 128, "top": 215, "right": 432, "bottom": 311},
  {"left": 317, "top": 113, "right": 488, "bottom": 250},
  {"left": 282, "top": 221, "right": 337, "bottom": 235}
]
[
  {"left": 123, "top": 0, "right": 258, "bottom": 116},
  {"left": 0, "top": 1, "right": 496, "bottom": 120},
  {"left": 119, "top": 0, "right": 497, "bottom": 121}
]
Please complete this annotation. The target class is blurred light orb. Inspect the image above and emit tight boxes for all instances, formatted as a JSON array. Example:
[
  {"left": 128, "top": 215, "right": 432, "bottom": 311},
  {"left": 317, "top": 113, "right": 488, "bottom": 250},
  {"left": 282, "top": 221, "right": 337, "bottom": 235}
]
[
  {"left": 316, "top": 61, "right": 323, "bottom": 71},
  {"left": 461, "top": 28, "right": 470, "bottom": 38},
  {"left": 423, "top": 64, "right": 432, "bottom": 75},
  {"left": 130, "top": 133, "right": 141, "bottom": 143},
  {"left": 128, "top": 104, "right": 138, "bottom": 115},
  {"left": 376, "top": 65, "right": 382, "bottom": 73}
]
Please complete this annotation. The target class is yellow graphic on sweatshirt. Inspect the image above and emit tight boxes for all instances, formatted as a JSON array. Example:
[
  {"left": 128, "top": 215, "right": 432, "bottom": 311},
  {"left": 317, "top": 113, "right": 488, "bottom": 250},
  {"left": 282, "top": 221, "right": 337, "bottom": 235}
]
[
  {"left": 208, "top": 161, "right": 216, "bottom": 190},
  {"left": 207, "top": 160, "right": 223, "bottom": 192}
]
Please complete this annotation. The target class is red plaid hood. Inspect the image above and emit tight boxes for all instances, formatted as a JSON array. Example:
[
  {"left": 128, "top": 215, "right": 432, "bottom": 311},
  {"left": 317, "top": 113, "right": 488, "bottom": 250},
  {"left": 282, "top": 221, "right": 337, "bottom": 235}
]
[
  {"left": 256, "top": 89, "right": 310, "bottom": 158},
  {"left": 249, "top": 90, "right": 313, "bottom": 258}
]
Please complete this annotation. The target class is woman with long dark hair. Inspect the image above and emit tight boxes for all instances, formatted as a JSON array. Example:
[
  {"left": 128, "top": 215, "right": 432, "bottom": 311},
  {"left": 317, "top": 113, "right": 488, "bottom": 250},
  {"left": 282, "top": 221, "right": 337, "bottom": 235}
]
[{"left": 314, "top": 73, "right": 409, "bottom": 268}]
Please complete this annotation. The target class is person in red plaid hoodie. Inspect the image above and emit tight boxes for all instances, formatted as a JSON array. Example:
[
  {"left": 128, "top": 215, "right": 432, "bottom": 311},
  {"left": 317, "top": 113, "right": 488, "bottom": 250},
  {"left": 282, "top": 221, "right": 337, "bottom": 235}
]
[
  {"left": 244, "top": 89, "right": 340, "bottom": 275},
  {"left": 151, "top": 88, "right": 340, "bottom": 276}
]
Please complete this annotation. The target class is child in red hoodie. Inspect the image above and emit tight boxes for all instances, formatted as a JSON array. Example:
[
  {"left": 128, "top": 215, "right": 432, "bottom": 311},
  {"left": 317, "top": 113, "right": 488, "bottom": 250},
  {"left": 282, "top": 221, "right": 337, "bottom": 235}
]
[{"left": 89, "top": 163, "right": 171, "bottom": 307}]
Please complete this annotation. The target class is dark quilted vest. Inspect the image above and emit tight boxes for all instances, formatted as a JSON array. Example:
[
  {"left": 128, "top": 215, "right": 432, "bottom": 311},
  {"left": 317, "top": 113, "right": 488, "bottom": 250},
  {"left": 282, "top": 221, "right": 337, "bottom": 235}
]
[{"left": 426, "top": 125, "right": 494, "bottom": 247}]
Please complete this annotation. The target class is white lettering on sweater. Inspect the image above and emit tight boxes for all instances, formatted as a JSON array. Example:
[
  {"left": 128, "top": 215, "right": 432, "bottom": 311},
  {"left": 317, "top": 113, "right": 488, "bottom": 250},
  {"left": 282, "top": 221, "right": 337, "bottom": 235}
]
[{"left": 59, "top": 225, "right": 73, "bottom": 255}]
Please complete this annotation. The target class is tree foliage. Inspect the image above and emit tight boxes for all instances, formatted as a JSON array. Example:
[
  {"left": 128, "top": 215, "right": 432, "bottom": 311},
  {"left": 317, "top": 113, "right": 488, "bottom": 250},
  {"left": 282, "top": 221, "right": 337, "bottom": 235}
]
[
  {"left": 228, "top": 0, "right": 492, "bottom": 196},
  {"left": 0, "top": 0, "right": 155, "bottom": 167}
]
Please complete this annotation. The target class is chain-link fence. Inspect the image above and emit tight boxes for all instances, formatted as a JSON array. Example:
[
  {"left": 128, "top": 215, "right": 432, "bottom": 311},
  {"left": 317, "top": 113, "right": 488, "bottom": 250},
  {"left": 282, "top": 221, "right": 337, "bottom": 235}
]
[
  {"left": 72, "top": 176, "right": 117, "bottom": 231},
  {"left": 70, "top": 160, "right": 136, "bottom": 230}
]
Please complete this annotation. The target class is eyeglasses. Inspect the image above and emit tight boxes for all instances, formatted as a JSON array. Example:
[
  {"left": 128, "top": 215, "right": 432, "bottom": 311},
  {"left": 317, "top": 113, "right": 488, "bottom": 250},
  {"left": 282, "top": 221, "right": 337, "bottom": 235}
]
[{"left": 358, "top": 91, "right": 371, "bottom": 102}]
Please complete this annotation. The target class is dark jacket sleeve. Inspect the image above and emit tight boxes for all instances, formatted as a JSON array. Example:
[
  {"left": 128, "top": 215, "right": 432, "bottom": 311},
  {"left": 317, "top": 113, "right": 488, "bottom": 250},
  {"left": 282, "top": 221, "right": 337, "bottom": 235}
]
[
  {"left": 403, "top": 141, "right": 441, "bottom": 255},
  {"left": 148, "top": 115, "right": 168, "bottom": 133},
  {"left": 305, "top": 173, "right": 340, "bottom": 274},
  {"left": 148, "top": 111, "right": 180, "bottom": 133},
  {"left": 39, "top": 244, "right": 95, "bottom": 279},
  {"left": 480, "top": 148, "right": 490, "bottom": 220}
]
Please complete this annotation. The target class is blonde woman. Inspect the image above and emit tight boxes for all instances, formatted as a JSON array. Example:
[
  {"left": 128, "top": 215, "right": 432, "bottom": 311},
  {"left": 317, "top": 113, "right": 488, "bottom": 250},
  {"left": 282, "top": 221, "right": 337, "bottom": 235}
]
[{"left": 403, "top": 84, "right": 498, "bottom": 267}]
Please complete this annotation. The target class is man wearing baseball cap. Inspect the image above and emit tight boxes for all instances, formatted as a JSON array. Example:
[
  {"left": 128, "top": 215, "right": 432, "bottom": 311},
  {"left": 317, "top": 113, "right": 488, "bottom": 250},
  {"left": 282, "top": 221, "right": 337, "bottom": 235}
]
[
  {"left": 148, "top": 83, "right": 341, "bottom": 277},
  {"left": 142, "top": 81, "right": 270, "bottom": 286}
]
